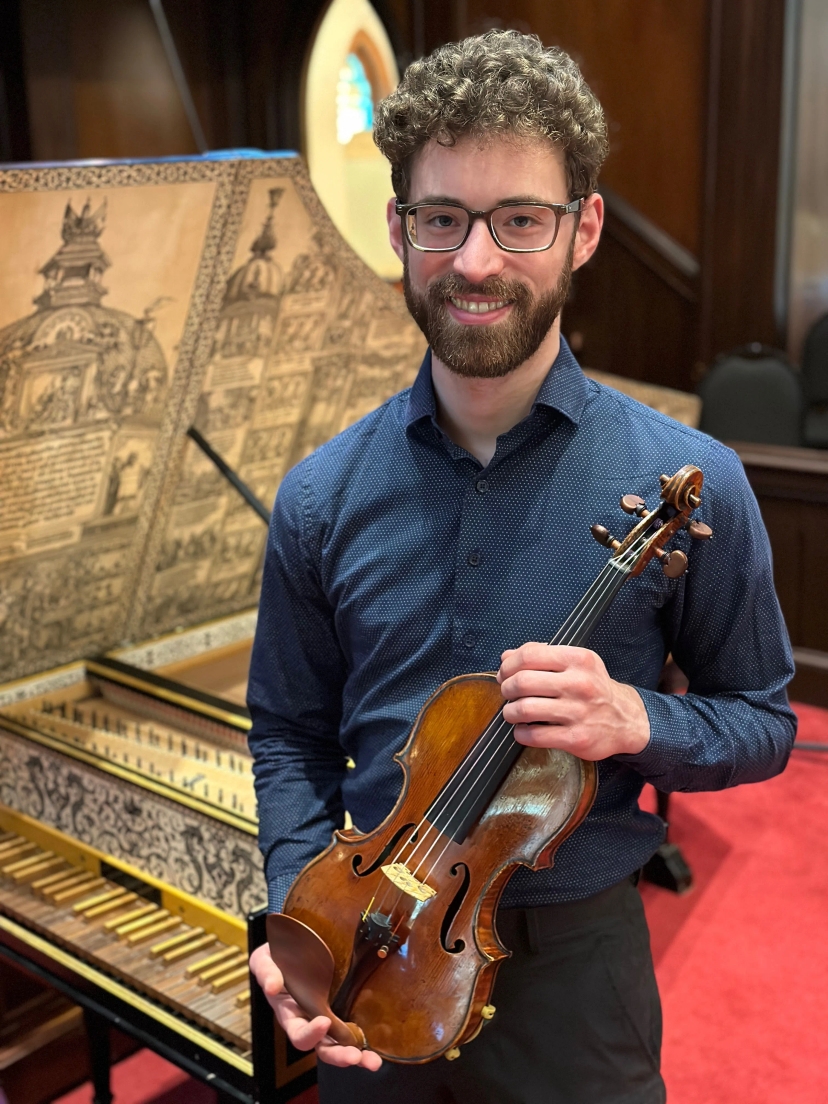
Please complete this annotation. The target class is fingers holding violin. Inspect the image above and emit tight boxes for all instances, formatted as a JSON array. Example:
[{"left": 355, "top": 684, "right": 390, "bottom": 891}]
[
  {"left": 277, "top": 1005, "right": 383, "bottom": 1069},
  {"left": 499, "top": 642, "right": 574, "bottom": 680},
  {"left": 275, "top": 994, "right": 383, "bottom": 1069},
  {"left": 278, "top": 1007, "right": 332, "bottom": 1050},
  {"left": 249, "top": 944, "right": 383, "bottom": 1069},
  {"left": 318, "top": 1039, "right": 383, "bottom": 1070},
  {"left": 499, "top": 653, "right": 605, "bottom": 710},
  {"left": 498, "top": 642, "right": 606, "bottom": 684},
  {"left": 249, "top": 943, "right": 285, "bottom": 1002},
  {"left": 497, "top": 641, "right": 650, "bottom": 758}
]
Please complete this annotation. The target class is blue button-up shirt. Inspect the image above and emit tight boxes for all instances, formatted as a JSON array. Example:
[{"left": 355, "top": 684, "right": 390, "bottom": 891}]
[{"left": 248, "top": 339, "right": 796, "bottom": 912}]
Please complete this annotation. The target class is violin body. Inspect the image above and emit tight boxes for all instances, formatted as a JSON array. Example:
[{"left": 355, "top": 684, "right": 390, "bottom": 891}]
[{"left": 270, "top": 672, "right": 596, "bottom": 1063}]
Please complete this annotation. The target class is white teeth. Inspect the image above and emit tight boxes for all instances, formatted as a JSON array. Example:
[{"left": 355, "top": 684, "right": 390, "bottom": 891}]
[{"left": 449, "top": 297, "right": 508, "bottom": 314}]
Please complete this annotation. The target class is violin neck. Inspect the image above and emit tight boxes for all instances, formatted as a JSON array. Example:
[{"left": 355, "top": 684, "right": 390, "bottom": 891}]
[
  {"left": 425, "top": 556, "right": 632, "bottom": 843},
  {"left": 548, "top": 557, "right": 632, "bottom": 650}
]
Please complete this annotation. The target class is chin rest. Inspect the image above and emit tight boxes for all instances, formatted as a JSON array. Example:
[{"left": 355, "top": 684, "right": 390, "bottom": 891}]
[{"left": 266, "top": 913, "right": 366, "bottom": 1049}]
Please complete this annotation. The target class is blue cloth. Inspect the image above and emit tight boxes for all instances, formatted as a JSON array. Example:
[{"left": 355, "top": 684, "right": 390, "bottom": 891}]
[{"left": 248, "top": 339, "right": 796, "bottom": 913}]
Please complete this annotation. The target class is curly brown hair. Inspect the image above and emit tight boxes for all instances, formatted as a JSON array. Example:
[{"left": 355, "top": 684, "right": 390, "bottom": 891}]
[{"left": 374, "top": 31, "right": 608, "bottom": 202}]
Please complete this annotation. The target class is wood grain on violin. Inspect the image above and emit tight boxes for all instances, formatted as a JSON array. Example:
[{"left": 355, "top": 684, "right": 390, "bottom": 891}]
[{"left": 268, "top": 465, "right": 709, "bottom": 1063}]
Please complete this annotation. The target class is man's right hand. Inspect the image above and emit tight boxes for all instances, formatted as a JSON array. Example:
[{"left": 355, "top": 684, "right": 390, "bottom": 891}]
[{"left": 248, "top": 943, "right": 383, "bottom": 1071}]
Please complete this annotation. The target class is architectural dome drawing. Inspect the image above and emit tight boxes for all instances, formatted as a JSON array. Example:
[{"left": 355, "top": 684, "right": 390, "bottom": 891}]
[
  {"left": 0, "top": 199, "right": 169, "bottom": 437},
  {"left": 215, "top": 188, "right": 285, "bottom": 360}
]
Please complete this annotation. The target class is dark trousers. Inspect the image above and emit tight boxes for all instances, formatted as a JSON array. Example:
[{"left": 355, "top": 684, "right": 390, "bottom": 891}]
[{"left": 317, "top": 878, "right": 665, "bottom": 1104}]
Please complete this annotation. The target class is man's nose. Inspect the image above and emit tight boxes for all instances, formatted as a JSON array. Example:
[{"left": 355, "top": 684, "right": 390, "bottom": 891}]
[{"left": 452, "top": 218, "right": 505, "bottom": 284}]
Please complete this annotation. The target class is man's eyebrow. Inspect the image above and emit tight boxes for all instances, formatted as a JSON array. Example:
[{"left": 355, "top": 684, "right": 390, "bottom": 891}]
[{"left": 409, "top": 194, "right": 558, "bottom": 206}]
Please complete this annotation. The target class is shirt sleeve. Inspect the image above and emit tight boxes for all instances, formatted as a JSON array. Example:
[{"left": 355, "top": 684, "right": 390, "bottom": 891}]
[
  {"left": 247, "top": 461, "right": 349, "bottom": 912},
  {"left": 616, "top": 443, "right": 797, "bottom": 790}
]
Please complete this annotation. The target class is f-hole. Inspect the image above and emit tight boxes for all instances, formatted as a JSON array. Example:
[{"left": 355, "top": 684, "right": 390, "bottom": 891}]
[
  {"left": 352, "top": 823, "right": 417, "bottom": 877},
  {"left": 440, "top": 862, "right": 470, "bottom": 954}
]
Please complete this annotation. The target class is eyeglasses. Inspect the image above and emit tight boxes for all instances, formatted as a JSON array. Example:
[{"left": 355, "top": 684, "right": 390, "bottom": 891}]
[{"left": 395, "top": 198, "right": 585, "bottom": 254}]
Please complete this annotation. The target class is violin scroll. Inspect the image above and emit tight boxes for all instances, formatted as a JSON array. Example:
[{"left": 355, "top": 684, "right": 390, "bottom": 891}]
[{"left": 590, "top": 465, "right": 711, "bottom": 579}]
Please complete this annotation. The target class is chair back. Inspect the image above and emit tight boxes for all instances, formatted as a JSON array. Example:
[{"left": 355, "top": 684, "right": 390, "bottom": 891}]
[
  {"left": 801, "top": 313, "right": 828, "bottom": 447},
  {"left": 698, "top": 345, "right": 803, "bottom": 446},
  {"left": 801, "top": 312, "right": 828, "bottom": 403}
]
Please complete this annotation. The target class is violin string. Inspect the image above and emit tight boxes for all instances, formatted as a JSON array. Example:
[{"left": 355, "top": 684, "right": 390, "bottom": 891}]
[
  {"left": 372, "top": 542, "right": 643, "bottom": 919},
  {"left": 399, "top": 545, "right": 642, "bottom": 897},
  {"left": 405, "top": 537, "right": 647, "bottom": 885},
  {"left": 391, "top": 559, "right": 626, "bottom": 884},
  {"left": 545, "top": 522, "right": 657, "bottom": 647},
  {"left": 370, "top": 530, "right": 651, "bottom": 918},
  {"left": 399, "top": 533, "right": 650, "bottom": 889},
  {"left": 404, "top": 564, "right": 626, "bottom": 877},
  {"left": 409, "top": 540, "right": 653, "bottom": 892}
]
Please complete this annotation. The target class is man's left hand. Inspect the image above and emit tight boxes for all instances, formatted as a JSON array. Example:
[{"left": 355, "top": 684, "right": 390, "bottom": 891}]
[{"left": 498, "top": 642, "right": 650, "bottom": 759}]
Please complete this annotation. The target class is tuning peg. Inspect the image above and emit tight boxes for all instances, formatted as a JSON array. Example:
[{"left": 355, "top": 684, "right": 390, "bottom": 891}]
[
  {"left": 686, "top": 521, "right": 713, "bottom": 540},
  {"left": 653, "top": 548, "right": 688, "bottom": 578},
  {"left": 659, "top": 474, "right": 670, "bottom": 486},
  {"left": 590, "top": 524, "right": 621, "bottom": 550},
  {"left": 620, "top": 494, "right": 648, "bottom": 516}
]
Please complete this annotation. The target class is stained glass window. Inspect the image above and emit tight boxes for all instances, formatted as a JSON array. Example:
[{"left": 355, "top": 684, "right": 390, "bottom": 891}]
[{"left": 337, "top": 53, "right": 374, "bottom": 145}]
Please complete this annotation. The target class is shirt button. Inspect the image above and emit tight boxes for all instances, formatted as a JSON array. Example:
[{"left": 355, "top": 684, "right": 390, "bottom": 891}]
[
  {"left": 462, "top": 632, "right": 476, "bottom": 649},
  {"left": 467, "top": 551, "right": 481, "bottom": 566},
  {"left": 475, "top": 479, "right": 489, "bottom": 494}
]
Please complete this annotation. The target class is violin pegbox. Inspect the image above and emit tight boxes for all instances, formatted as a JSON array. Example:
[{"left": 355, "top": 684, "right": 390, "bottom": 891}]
[{"left": 590, "top": 464, "right": 711, "bottom": 579}]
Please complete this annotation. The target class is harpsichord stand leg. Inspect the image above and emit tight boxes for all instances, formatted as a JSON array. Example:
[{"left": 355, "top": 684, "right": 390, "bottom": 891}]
[
  {"left": 642, "top": 790, "right": 693, "bottom": 894},
  {"left": 83, "top": 1007, "right": 113, "bottom": 1104}
]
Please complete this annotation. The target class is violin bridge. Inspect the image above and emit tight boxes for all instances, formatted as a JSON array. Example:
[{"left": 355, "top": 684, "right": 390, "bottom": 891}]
[{"left": 380, "top": 863, "right": 437, "bottom": 902}]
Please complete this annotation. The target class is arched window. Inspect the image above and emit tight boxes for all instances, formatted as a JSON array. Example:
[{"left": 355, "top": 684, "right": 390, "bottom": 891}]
[
  {"left": 304, "top": 0, "right": 400, "bottom": 279},
  {"left": 337, "top": 53, "right": 374, "bottom": 145}
]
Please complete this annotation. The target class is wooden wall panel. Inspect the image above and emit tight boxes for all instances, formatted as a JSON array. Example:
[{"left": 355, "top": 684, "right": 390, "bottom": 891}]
[
  {"left": 787, "top": 0, "right": 828, "bottom": 361},
  {"left": 735, "top": 443, "right": 828, "bottom": 706},
  {"left": 466, "top": 0, "right": 708, "bottom": 258},
  {"left": 69, "top": 0, "right": 197, "bottom": 159},
  {"left": 149, "top": 0, "right": 250, "bottom": 153},
  {"left": 19, "top": 0, "right": 267, "bottom": 161},
  {"left": 699, "top": 0, "right": 788, "bottom": 360},
  {"left": 18, "top": 0, "right": 78, "bottom": 161},
  {"left": 0, "top": 0, "right": 31, "bottom": 162},
  {"left": 20, "top": 0, "right": 197, "bottom": 161},
  {"left": 563, "top": 225, "right": 697, "bottom": 390},
  {"left": 738, "top": 460, "right": 828, "bottom": 652}
]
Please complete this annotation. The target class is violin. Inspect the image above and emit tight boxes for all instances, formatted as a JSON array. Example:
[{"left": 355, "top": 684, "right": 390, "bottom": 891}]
[{"left": 267, "top": 465, "right": 711, "bottom": 1063}]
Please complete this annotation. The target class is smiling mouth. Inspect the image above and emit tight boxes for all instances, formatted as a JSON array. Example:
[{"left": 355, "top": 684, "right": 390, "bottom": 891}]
[{"left": 448, "top": 297, "right": 511, "bottom": 314}]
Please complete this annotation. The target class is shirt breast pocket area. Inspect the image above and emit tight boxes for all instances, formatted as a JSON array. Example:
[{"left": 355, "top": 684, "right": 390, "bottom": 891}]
[{"left": 588, "top": 551, "right": 675, "bottom": 680}]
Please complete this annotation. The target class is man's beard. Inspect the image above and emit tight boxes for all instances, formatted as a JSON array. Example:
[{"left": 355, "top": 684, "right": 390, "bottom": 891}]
[{"left": 403, "top": 243, "right": 574, "bottom": 380}]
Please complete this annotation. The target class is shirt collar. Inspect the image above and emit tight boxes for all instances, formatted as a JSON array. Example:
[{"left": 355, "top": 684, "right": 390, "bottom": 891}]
[{"left": 404, "top": 336, "right": 589, "bottom": 432}]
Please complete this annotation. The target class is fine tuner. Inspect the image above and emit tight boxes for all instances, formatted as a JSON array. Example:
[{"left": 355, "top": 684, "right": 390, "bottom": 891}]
[{"left": 590, "top": 471, "right": 713, "bottom": 580}]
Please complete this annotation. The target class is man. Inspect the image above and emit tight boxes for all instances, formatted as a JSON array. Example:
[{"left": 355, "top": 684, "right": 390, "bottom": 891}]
[{"left": 248, "top": 31, "right": 795, "bottom": 1104}]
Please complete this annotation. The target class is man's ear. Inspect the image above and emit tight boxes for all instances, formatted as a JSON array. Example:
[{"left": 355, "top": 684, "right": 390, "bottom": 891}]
[
  {"left": 387, "top": 197, "right": 406, "bottom": 263},
  {"left": 571, "top": 193, "right": 604, "bottom": 273}
]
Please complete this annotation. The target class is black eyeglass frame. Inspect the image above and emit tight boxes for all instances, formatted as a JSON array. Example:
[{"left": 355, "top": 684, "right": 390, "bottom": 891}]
[{"left": 395, "top": 197, "right": 586, "bottom": 254}]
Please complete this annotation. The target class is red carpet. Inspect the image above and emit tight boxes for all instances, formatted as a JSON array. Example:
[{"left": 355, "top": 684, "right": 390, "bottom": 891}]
[
  {"left": 53, "top": 705, "right": 828, "bottom": 1104},
  {"left": 50, "top": 1048, "right": 215, "bottom": 1104},
  {"left": 643, "top": 703, "right": 828, "bottom": 1104}
]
